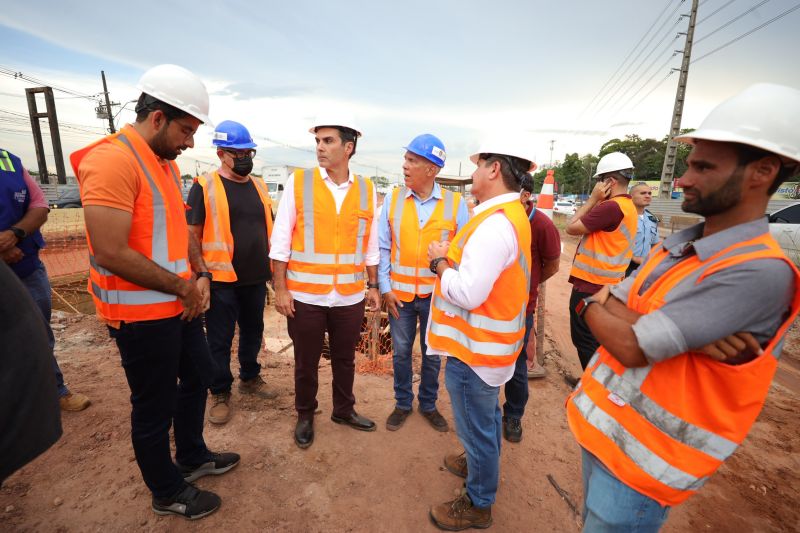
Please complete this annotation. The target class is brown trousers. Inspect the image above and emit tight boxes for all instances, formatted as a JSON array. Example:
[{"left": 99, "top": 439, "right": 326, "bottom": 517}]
[{"left": 287, "top": 299, "right": 365, "bottom": 419}]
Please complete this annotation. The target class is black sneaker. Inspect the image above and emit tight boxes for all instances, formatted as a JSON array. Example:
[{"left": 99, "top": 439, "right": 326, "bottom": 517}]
[
  {"left": 419, "top": 407, "right": 449, "bottom": 432},
  {"left": 386, "top": 408, "right": 412, "bottom": 431},
  {"left": 177, "top": 451, "right": 241, "bottom": 482},
  {"left": 502, "top": 416, "right": 522, "bottom": 443},
  {"left": 152, "top": 482, "right": 221, "bottom": 520}
]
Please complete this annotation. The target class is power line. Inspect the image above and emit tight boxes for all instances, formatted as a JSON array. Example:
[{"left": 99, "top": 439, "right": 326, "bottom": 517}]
[
  {"left": 577, "top": 0, "right": 678, "bottom": 119},
  {"left": 0, "top": 65, "right": 100, "bottom": 101},
  {"left": 604, "top": 20, "right": 683, "bottom": 118},
  {"left": 694, "top": 0, "right": 771, "bottom": 45},
  {"left": 692, "top": 2, "right": 800, "bottom": 63},
  {"left": 591, "top": 0, "right": 686, "bottom": 119},
  {"left": 696, "top": 0, "right": 738, "bottom": 24}
]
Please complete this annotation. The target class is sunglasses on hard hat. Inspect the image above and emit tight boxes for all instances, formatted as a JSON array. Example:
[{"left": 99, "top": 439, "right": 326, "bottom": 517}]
[{"left": 222, "top": 149, "right": 256, "bottom": 159}]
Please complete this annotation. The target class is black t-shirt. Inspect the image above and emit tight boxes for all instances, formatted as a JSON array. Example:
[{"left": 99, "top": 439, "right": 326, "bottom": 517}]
[
  {"left": 0, "top": 261, "right": 62, "bottom": 483},
  {"left": 186, "top": 176, "right": 272, "bottom": 287}
]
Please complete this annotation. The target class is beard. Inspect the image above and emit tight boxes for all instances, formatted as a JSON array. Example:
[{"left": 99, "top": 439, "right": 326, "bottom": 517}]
[
  {"left": 682, "top": 166, "right": 744, "bottom": 217},
  {"left": 150, "top": 123, "right": 181, "bottom": 160}
]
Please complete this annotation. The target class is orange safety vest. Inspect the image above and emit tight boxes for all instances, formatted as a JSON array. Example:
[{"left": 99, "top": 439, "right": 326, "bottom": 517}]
[
  {"left": 70, "top": 124, "right": 191, "bottom": 322},
  {"left": 427, "top": 199, "right": 531, "bottom": 367},
  {"left": 570, "top": 196, "right": 637, "bottom": 285},
  {"left": 286, "top": 167, "right": 374, "bottom": 295},
  {"left": 388, "top": 186, "right": 461, "bottom": 302},
  {"left": 195, "top": 171, "right": 274, "bottom": 282},
  {"left": 567, "top": 233, "right": 800, "bottom": 506}
]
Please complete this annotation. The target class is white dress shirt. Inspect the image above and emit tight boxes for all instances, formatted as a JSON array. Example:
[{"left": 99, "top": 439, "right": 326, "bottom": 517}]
[
  {"left": 269, "top": 166, "right": 380, "bottom": 307},
  {"left": 426, "top": 192, "right": 521, "bottom": 386}
]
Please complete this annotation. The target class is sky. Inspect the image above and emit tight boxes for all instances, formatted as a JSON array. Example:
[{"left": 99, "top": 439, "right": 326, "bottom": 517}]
[{"left": 0, "top": 0, "right": 798, "bottom": 182}]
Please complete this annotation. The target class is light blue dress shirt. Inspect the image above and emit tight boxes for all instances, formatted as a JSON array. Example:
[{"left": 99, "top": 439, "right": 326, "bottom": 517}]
[
  {"left": 633, "top": 208, "right": 660, "bottom": 258},
  {"left": 378, "top": 183, "right": 470, "bottom": 294}
]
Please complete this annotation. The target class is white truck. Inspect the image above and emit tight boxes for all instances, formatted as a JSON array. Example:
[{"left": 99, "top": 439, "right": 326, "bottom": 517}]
[{"left": 261, "top": 165, "right": 295, "bottom": 204}]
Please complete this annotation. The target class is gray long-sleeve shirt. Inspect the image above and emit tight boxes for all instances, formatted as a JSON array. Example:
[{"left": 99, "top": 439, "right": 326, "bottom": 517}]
[{"left": 611, "top": 218, "right": 795, "bottom": 364}]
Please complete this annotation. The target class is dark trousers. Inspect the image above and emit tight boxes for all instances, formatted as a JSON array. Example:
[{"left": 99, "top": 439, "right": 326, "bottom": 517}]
[
  {"left": 287, "top": 299, "right": 365, "bottom": 420},
  {"left": 569, "top": 289, "right": 601, "bottom": 369},
  {"left": 205, "top": 282, "right": 267, "bottom": 394},
  {"left": 503, "top": 313, "right": 535, "bottom": 420},
  {"left": 109, "top": 315, "right": 211, "bottom": 499}
]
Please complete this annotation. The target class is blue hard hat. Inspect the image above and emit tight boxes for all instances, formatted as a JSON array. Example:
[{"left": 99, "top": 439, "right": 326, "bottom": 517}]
[
  {"left": 212, "top": 120, "right": 257, "bottom": 149},
  {"left": 404, "top": 133, "right": 446, "bottom": 167}
]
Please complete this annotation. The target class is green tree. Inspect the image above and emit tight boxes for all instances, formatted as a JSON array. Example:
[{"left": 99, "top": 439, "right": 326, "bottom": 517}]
[{"left": 371, "top": 175, "right": 390, "bottom": 188}]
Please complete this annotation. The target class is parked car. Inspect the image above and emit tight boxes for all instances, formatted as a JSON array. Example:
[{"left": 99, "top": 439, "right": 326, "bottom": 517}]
[
  {"left": 768, "top": 202, "right": 800, "bottom": 267},
  {"left": 553, "top": 200, "right": 577, "bottom": 216},
  {"left": 51, "top": 187, "right": 81, "bottom": 209}
]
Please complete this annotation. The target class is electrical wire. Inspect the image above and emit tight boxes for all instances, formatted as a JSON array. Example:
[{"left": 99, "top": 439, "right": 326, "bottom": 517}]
[
  {"left": 577, "top": 0, "right": 678, "bottom": 119},
  {"left": 694, "top": 0, "right": 771, "bottom": 44},
  {"left": 692, "top": 2, "right": 800, "bottom": 63}
]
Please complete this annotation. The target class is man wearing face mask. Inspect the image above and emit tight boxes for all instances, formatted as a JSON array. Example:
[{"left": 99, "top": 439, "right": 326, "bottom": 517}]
[
  {"left": 186, "top": 120, "right": 275, "bottom": 425},
  {"left": 565, "top": 152, "right": 637, "bottom": 369}
]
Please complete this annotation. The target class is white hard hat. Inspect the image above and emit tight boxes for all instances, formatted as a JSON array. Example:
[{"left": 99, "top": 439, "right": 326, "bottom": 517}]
[
  {"left": 674, "top": 83, "right": 800, "bottom": 164},
  {"left": 309, "top": 113, "right": 362, "bottom": 137},
  {"left": 469, "top": 134, "right": 537, "bottom": 172},
  {"left": 136, "top": 64, "right": 212, "bottom": 126},
  {"left": 594, "top": 152, "right": 634, "bottom": 177}
]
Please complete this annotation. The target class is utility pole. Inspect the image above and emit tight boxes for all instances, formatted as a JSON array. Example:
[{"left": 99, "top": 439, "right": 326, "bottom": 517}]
[
  {"left": 549, "top": 139, "right": 555, "bottom": 167},
  {"left": 25, "top": 87, "right": 67, "bottom": 185},
  {"left": 659, "top": 0, "right": 698, "bottom": 198},
  {"left": 101, "top": 71, "right": 116, "bottom": 134}
]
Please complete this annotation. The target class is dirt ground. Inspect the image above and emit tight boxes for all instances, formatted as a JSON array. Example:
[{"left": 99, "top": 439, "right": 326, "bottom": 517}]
[{"left": 2, "top": 233, "right": 799, "bottom": 532}]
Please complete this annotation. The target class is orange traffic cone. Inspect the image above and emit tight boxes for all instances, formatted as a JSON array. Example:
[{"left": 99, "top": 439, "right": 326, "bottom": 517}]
[{"left": 537, "top": 170, "right": 555, "bottom": 220}]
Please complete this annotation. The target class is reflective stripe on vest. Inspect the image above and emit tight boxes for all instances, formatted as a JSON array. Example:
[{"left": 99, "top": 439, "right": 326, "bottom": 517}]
[
  {"left": 286, "top": 168, "right": 373, "bottom": 294},
  {"left": 389, "top": 187, "right": 458, "bottom": 300},
  {"left": 197, "top": 171, "right": 273, "bottom": 282},
  {"left": 567, "top": 232, "right": 800, "bottom": 506},
  {"left": 71, "top": 125, "right": 190, "bottom": 322},
  {"left": 570, "top": 196, "right": 637, "bottom": 284},
  {"left": 427, "top": 199, "right": 531, "bottom": 367}
]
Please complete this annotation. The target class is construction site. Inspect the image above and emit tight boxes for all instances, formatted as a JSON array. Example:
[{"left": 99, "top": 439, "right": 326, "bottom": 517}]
[{"left": 2, "top": 1, "right": 800, "bottom": 532}]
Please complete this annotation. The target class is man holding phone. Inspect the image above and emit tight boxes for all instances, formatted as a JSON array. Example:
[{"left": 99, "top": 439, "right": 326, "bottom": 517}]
[{"left": 565, "top": 152, "right": 637, "bottom": 369}]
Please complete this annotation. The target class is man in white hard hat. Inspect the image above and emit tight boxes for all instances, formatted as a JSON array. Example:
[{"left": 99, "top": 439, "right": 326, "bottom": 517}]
[
  {"left": 71, "top": 64, "right": 239, "bottom": 520},
  {"left": 567, "top": 83, "right": 800, "bottom": 531},
  {"left": 270, "top": 115, "right": 380, "bottom": 449},
  {"left": 425, "top": 136, "right": 533, "bottom": 530},
  {"left": 379, "top": 134, "right": 469, "bottom": 434},
  {"left": 187, "top": 120, "right": 276, "bottom": 426},
  {"left": 566, "top": 151, "right": 637, "bottom": 369}
]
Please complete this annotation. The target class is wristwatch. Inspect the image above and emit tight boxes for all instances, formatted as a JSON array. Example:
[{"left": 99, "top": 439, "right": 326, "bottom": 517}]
[
  {"left": 196, "top": 271, "right": 213, "bottom": 281},
  {"left": 367, "top": 282, "right": 379, "bottom": 289},
  {"left": 575, "top": 296, "right": 598, "bottom": 318},
  {"left": 9, "top": 226, "right": 26, "bottom": 240},
  {"left": 429, "top": 257, "right": 448, "bottom": 274}
]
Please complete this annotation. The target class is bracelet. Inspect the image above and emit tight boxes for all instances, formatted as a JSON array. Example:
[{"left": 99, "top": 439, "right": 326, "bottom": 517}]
[
  {"left": 429, "top": 257, "right": 448, "bottom": 274},
  {"left": 367, "top": 282, "right": 379, "bottom": 289},
  {"left": 196, "top": 271, "right": 213, "bottom": 281}
]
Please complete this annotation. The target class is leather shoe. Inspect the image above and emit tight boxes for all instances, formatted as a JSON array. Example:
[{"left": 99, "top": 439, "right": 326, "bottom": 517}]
[
  {"left": 294, "top": 418, "right": 314, "bottom": 449},
  {"left": 503, "top": 416, "right": 522, "bottom": 443},
  {"left": 331, "top": 411, "right": 377, "bottom": 432}
]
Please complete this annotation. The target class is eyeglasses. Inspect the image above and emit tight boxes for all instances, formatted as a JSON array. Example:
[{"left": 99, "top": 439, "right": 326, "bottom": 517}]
[{"left": 223, "top": 149, "right": 256, "bottom": 159}]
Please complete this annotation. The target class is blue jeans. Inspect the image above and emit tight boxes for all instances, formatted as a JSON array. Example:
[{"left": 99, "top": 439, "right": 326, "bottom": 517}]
[
  {"left": 19, "top": 263, "right": 68, "bottom": 397},
  {"left": 445, "top": 357, "right": 502, "bottom": 508},
  {"left": 109, "top": 315, "right": 212, "bottom": 498},
  {"left": 503, "top": 313, "right": 534, "bottom": 419},
  {"left": 204, "top": 282, "right": 267, "bottom": 394},
  {"left": 389, "top": 295, "right": 441, "bottom": 412},
  {"left": 581, "top": 448, "right": 670, "bottom": 532}
]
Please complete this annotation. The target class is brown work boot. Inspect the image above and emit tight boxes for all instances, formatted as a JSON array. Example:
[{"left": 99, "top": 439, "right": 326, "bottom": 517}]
[
  {"left": 444, "top": 451, "right": 468, "bottom": 479},
  {"left": 419, "top": 407, "right": 449, "bottom": 432},
  {"left": 59, "top": 392, "right": 90, "bottom": 411},
  {"left": 430, "top": 492, "right": 492, "bottom": 530},
  {"left": 208, "top": 392, "right": 232, "bottom": 425},
  {"left": 238, "top": 375, "right": 278, "bottom": 399}
]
